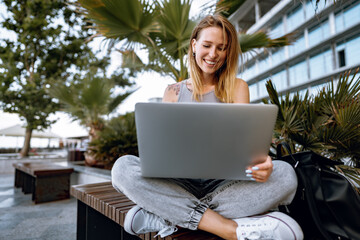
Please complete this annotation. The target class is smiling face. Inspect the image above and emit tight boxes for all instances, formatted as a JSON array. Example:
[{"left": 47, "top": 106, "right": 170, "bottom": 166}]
[{"left": 192, "top": 26, "right": 228, "bottom": 80}]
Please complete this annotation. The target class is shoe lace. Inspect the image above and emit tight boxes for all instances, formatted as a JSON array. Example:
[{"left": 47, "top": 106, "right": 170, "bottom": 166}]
[
  {"left": 154, "top": 225, "right": 178, "bottom": 238},
  {"left": 144, "top": 212, "right": 177, "bottom": 238},
  {"left": 237, "top": 218, "right": 277, "bottom": 240}
]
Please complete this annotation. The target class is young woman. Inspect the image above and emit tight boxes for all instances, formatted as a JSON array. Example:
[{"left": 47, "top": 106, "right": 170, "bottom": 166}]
[{"left": 111, "top": 15, "right": 303, "bottom": 240}]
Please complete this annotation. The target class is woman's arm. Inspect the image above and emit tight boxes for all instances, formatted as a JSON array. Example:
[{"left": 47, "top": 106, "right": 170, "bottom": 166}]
[
  {"left": 162, "top": 82, "right": 181, "bottom": 103},
  {"left": 233, "top": 78, "right": 250, "bottom": 104},
  {"left": 234, "top": 78, "right": 273, "bottom": 182}
]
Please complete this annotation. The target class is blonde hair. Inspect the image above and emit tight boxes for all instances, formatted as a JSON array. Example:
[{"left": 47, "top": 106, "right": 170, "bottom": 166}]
[{"left": 188, "top": 15, "right": 240, "bottom": 103}]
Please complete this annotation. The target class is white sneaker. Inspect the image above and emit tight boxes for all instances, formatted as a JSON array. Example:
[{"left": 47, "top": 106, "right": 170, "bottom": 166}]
[
  {"left": 234, "top": 212, "right": 304, "bottom": 240},
  {"left": 124, "top": 205, "right": 177, "bottom": 237}
]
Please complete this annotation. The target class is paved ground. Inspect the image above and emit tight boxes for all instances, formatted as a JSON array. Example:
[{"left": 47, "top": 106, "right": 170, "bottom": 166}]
[{"left": 0, "top": 173, "right": 77, "bottom": 240}]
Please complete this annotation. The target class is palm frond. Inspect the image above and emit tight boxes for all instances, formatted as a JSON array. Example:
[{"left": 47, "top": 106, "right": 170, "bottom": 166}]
[
  {"left": 335, "top": 165, "right": 360, "bottom": 193},
  {"left": 76, "top": 0, "right": 158, "bottom": 46},
  {"left": 239, "top": 32, "right": 293, "bottom": 53},
  {"left": 215, "top": 0, "right": 246, "bottom": 17},
  {"left": 107, "top": 87, "right": 138, "bottom": 113},
  {"left": 265, "top": 69, "right": 360, "bottom": 167}
]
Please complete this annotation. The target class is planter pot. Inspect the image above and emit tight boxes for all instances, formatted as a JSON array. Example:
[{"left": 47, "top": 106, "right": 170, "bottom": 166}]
[{"left": 84, "top": 152, "right": 104, "bottom": 168}]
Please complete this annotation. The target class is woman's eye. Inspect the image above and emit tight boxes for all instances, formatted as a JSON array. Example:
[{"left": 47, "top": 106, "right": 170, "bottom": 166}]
[{"left": 203, "top": 45, "right": 210, "bottom": 48}]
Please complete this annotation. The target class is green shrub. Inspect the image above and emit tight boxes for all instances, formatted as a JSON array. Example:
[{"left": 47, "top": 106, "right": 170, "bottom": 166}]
[{"left": 89, "top": 112, "right": 138, "bottom": 169}]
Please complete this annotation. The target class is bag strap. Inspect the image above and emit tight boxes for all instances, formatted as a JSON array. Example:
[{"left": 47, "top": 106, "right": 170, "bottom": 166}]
[{"left": 276, "top": 142, "right": 299, "bottom": 168}]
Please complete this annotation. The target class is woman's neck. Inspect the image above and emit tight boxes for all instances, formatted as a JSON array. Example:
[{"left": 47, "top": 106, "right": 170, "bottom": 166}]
[
  {"left": 201, "top": 73, "right": 216, "bottom": 87},
  {"left": 187, "top": 78, "right": 215, "bottom": 94}
]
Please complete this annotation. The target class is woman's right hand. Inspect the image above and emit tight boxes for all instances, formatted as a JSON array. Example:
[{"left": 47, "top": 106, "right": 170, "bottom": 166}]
[{"left": 246, "top": 155, "right": 273, "bottom": 183}]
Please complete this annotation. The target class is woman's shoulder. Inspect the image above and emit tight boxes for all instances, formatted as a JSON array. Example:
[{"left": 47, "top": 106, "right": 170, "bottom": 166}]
[
  {"left": 234, "top": 78, "right": 248, "bottom": 88},
  {"left": 162, "top": 80, "right": 186, "bottom": 102},
  {"left": 233, "top": 78, "right": 249, "bottom": 103}
]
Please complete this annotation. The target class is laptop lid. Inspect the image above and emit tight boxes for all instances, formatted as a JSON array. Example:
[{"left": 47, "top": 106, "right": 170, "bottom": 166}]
[{"left": 135, "top": 102, "right": 278, "bottom": 180}]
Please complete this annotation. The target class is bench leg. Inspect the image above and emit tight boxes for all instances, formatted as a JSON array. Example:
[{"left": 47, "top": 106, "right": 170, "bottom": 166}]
[
  {"left": 14, "top": 169, "right": 22, "bottom": 188},
  {"left": 77, "top": 200, "right": 139, "bottom": 240},
  {"left": 23, "top": 173, "right": 34, "bottom": 194},
  {"left": 34, "top": 174, "right": 71, "bottom": 204}
]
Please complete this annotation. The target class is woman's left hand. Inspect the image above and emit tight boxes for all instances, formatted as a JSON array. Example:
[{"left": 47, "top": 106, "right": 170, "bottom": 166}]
[{"left": 246, "top": 156, "right": 273, "bottom": 183}]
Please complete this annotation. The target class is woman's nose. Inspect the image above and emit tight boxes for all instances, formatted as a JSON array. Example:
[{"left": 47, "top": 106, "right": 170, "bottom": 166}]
[{"left": 209, "top": 47, "right": 218, "bottom": 58}]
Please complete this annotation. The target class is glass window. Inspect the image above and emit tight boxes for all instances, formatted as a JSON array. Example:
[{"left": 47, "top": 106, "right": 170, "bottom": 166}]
[
  {"left": 249, "top": 83, "right": 258, "bottom": 101},
  {"left": 309, "top": 49, "right": 332, "bottom": 79},
  {"left": 289, "top": 35, "right": 305, "bottom": 57},
  {"left": 335, "top": 2, "right": 360, "bottom": 33},
  {"left": 308, "top": 20, "right": 330, "bottom": 47},
  {"left": 289, "top": 61, "right": 307, "bottom": 86},
  {"left": 271, "top": 70, "right": 287, "bottom": 91},
  {"left": 305, "top": 0, "right": 316, "bottom": 20},
  {"left": 345, "top": 35, "right": 360, "bottom": 67},
  {"left": 258, "top": 78, "right": 269, "bottom": 98},
  {"left": 336, "top": 34, "right": 360, "bottom": 68},
  {"left": 258, "top": 56, "right": 271, "bottom": 74},
  {"left": 272, "top": 49, "right": 285, "bottom": 67},
  {"left": 269, "top": 20, "right": 284, "bottom": 39},
  {"left": 242, "top": 63, "right": 257, "bottom": 81},
  {"left": 287, "top": 5, "right": 305, "bottom": 33},
  {"left": 306, "top": 0, "right": 330, "bottom": 19}
]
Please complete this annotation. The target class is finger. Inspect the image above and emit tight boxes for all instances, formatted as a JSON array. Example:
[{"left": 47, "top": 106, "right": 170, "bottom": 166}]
[
  {"left": 251, "top": 157, "right": 273, "bottom": 171},
  {"left": 246, "top": 170, "right": 267, "bottom": 181}
]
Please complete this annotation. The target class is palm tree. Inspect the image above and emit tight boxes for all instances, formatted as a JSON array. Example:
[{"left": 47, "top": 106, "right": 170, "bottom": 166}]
[
  {"left": 264, "top": 70, "right": 360, "bottom": 187},
  {"left": 49, "top": 73, "right": 135, "bottom": 141},
  {"left": 74, "top": 0, "right": 292, "bottom": 82}
]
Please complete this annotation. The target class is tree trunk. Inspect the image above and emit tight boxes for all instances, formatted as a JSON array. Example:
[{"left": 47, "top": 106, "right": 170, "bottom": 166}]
[{"left": 20, "top": 128, "right": 32, "bottom": 157}]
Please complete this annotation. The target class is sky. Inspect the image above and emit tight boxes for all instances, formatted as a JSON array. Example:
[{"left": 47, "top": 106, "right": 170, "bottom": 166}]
[{"left": 0, "top": 0, "right": 216, "bottom": 141}]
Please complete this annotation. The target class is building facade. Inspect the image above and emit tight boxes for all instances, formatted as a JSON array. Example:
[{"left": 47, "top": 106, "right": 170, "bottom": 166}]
[{"left": 229, "top": 0, "right": 360, "bottom": 102}]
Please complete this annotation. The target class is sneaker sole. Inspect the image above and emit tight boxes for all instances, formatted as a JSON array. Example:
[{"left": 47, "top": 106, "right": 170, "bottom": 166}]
[{"left": 124, "top": 205, "right": 142, "bottom": 235}]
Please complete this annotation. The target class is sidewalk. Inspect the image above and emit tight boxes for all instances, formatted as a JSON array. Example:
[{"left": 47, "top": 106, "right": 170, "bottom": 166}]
[{"left": 0, "top": 173, "right": 77, "bottom": 240}]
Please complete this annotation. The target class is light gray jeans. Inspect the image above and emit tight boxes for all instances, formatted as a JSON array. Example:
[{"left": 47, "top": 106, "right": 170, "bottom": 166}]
[{"left": 111, "top": 155, "right": 297, "bottom": 230}]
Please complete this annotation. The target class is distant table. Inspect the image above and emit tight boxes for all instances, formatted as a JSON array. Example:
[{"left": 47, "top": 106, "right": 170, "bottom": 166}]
[{"left": 13, "top": 162, "right": 74, "bottom": 204}]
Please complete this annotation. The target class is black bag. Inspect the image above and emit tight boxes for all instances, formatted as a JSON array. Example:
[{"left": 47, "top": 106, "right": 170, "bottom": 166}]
[{"left": 276, "top": 142, "right": 360, "bottom": 240}]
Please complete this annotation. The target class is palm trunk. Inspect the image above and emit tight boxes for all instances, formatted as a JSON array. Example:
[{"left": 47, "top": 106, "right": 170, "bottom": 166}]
[{"left": 20, "top": 128, "right": 32, "bottom": 157}]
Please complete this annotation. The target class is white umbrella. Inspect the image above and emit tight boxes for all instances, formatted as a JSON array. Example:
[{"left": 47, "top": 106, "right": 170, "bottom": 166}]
[{"left": 0, "top": 124, "right": 61, "bottom": 138}]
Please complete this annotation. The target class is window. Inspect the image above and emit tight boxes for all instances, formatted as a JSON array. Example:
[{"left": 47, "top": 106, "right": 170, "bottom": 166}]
[
  {"left": 289, "top": 61, "right": 307, "bottom": 86},
  {"left": 287, "top": 5, "right": 305, "bottom": 33},
  {"left": 258, "top": 78, "right": 269, "bottom": 98},
  {"left": 306, "top": 0, "right": 330, "bottom": 19},
  {"left": 289, "top": 35, "right": 305, "bottom": 57},
  {"left": 308, "top": 20, "right": 330, "bottom": 47},
  {"left": 309, "top": 49, "right": 332, "bottom": 79},
  {"left": 272, "top": 49, "right": 285, "bottom": 67},
  {"left": 249, "top": 83, "right": 258, "bottom": 101},
  {"left": 258, "top": 56, "right": 271, "bottom": 74},
  {"left": 242, "top": 63, "right": 256, "bottom": 81},
  {"left": 269, "top": 20, "right": 284, "bottom": 39},
  {"left": 271, "top": 70, "right": 287, "bottom": 91},
  {"left": 305, "top": 0, "right": 316, "bottom": 20},
  {"left": 336, "top": 34, "right": 360, "bottom": 68},
  {"left": 338, "top": 50, "right": 346, "bottom": 67},
  {"left": 345, "top": 35, "right": 360, "bottom": 67},
  {"left": 335, "top": 2, "right": 360, "bottom": 33}
]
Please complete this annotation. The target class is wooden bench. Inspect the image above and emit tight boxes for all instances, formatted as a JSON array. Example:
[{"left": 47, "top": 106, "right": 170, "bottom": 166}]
[
  {"left": 71, "top": 182, "right": 222, "bottom": 240},
  {"left": 13, "top": 162, "right": 74, "bottom": 204}
]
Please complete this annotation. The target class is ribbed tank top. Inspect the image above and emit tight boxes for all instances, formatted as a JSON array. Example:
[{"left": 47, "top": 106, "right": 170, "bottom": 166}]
[
  {"left": 175, "top": 80, "right": 224, "bottom": 198},
  {"left": 177, "top": 80, "right": 221, "bottom": 103}
]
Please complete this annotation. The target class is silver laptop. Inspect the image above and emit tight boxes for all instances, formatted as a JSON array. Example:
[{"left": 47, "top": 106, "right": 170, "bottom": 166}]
[{"left": 135, "top": 102, "right": 278, "bottom": 180}]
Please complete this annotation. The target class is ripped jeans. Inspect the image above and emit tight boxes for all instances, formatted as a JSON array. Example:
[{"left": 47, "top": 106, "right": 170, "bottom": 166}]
[{"left": 111, "top": 155, "right": 297, "bottom": 230}]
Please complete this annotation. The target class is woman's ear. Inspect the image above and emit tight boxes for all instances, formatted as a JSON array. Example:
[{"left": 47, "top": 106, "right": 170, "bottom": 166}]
[{"left": 191, "top": 39, "right": 196, "bottom": 53}]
